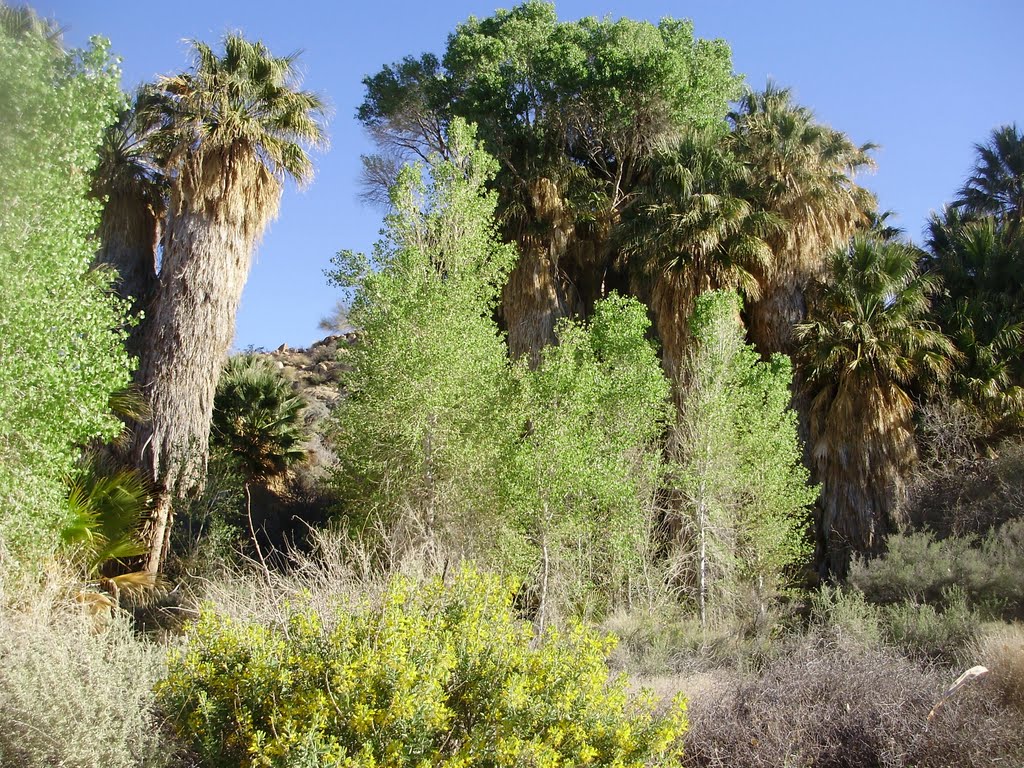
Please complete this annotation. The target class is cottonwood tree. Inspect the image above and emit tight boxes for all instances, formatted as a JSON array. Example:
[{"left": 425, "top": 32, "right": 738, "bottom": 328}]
[
  {"left": 0, "top": 16, "right": 132, "bottom": 562},
  {"left": 327, "top": 119, "right": 519, "bottom": 573},
  {"left": 359, "top": 1, "right": 740, "bottom": 363},
  {"left": 329, "top": 123, "right": 671, "bottom": 621},
  {"left": 673, "top": 291, "right": 815, "bottom": 626},
  {"left": 505, "top": 293, "right": 670, "bottom": 627}
]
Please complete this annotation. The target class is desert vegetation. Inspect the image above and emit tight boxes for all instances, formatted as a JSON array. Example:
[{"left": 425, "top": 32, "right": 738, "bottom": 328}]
[{"left": 1, "top": 2, "right": 1023, "bottom": 766}]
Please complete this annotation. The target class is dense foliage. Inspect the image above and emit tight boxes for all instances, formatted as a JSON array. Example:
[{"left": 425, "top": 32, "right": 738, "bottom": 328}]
[
  {"left": 211, "top": 355, "right": 308, "bottom": 483},
  {"left": 327, "top": 119, "right": 520, "bottom": 571},
  {"left": 329, "top": 121, "right": 671, "bottom": 619},
  {"left": 673, "top": 290, "right": 815, "bottom": 623},
  {"left": 360, "top": 0, "right": 741, "bottom": 359},
  {"left": 0, "top": 19, "right": 132, "bottom": 561},
  {"left": 159, "top": 568, "right": 688, "bottom": 768}
]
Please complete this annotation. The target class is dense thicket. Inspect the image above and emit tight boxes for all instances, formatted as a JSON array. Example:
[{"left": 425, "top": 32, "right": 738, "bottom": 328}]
[{"left": 328, "top": 121, "right": 677, "bottom": 621}]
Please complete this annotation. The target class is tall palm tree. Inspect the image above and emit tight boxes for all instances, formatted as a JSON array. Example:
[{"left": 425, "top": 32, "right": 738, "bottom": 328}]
[
  {"left": 954, "top": 124, "right": 1024, "bottom": 235},
  {"left": 730, "top": 83, "right": 875, "bottom": 358},
  {"left": 91, "top": 89, "right": 166, "bottom": 361},
  {"left": 620, "top": 133, "right": 777, "bottom": 387},
  {"left": 0, "top": 4, "right": 62, "bottom": 48},
  {"left": 796, "top": 235, "right": 954, "bottom": 577},
  {"left": 132, "top": 35, "right": 325, "bottom": 572}
]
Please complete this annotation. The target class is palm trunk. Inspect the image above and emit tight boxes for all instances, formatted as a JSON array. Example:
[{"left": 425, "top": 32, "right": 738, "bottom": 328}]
[
  {"left": 502, "top": 178, "right": 572, "bottom": 366},
  {"left": 746, "top": 278, "right": 807, "bottom": 359},
  {"left": 503, "top": 246, "right": 565, "bottom": 366},
  {"left": 94, "top": 192, "right": 160, "bottom": 364},
  {"left": 812, "top": 383, "right": 916, "bottom": 578},
  {"left": 134, "top": 158, "right": 276, "bottom": 572}
]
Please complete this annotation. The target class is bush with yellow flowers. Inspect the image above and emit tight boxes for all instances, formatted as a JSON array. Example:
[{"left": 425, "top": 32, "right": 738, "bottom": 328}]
[{"left": 158, "top": 568, "right": 687, "bottom": 767}]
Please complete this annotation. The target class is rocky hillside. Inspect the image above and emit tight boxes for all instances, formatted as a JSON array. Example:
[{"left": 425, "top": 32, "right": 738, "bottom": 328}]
[{"left": 257, "top": 332, "right": 357, "bottom": 489}]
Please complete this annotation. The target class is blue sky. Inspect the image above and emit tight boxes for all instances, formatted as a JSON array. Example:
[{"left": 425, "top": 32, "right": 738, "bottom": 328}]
[{"left": 39, "top": 1, "right": 1024, "bottom": 351}]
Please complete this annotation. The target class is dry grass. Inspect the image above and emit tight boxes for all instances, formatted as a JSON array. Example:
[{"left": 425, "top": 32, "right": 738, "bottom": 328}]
[
  {"left": 679, "top": 632, "right": 1024, "bottom": 768},
  {"left": 178, "top": 524, "right": 384, "bottom": 627},
  {"left": 979, "top": 622, "right": 1024, "bottom": 712}
]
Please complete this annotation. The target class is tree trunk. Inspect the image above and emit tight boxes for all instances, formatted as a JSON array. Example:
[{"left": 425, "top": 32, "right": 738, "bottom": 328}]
[
  {"left": 502, "top": 178, "right": 572, "bottom": 366},
  {"left": 134, "top": 166, "right": 273, "bottom": 572},
  {"left": 811, "top": 384, "right": 916, "bottom": 578},
  {"left": 746, "top": 279, "right": 806, "bottom": 359},
  {"left": 94, "top": 192, "right": 160, "bottom": 364}
]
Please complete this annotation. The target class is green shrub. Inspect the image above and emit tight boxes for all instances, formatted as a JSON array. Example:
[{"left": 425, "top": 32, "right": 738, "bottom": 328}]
[
  {"left": 158, "top": 568, "right": 687, "bottom": 767},
  {"left": 809, "top": 585, "right": 883, "bottom": 651},
  {"left": 0, "top": 602, "right": 174, "bottom": 768},
  {"left": 850, "top": 524, "right": 1024, "bottom": 619},
  {"left": 211, "top": 355, "right": 309, "bottom": 483},
  {"left": 881, "top": 588, "right": 980, "bottom": 667}
]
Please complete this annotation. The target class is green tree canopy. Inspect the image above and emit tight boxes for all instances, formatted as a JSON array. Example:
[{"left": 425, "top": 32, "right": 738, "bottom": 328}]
[
  {"left": 0, "top": 15, "right": 132, "bottom": 562},
  {"left": 360, "top": 1, "right": 741, "bottom": 359},
  {"left": 329, "top": 121, "right": 671, "bottom": 620}
]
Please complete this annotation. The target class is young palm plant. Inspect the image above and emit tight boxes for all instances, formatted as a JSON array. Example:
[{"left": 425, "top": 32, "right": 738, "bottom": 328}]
[
  {"left": 796, "top": 234, "right": 955, "bottom": 577},
  {"left": 61, "top": 460, "right": 159, "bottom": 617},
  {"left": 210, "top": 355, "right": 308, "bottom": 485},
  {"left": 131, "top": 36, "right": 325, "bottom": 572}
]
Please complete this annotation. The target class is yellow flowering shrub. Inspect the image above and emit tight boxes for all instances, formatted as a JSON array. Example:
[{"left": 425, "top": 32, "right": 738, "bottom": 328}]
[{"left": 158, "top": 568, "right": 686, "bottom": 767}]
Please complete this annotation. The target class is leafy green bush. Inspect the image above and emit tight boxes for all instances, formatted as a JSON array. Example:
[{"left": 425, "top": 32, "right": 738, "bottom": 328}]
[
  {"left": 850, "top": 523, "right": 1024, "bottom": 619},
  {"left": 881, "top": 588, "right": 980, "bottom": 667},
  {"left": 159, "top": 568, "right": 687, "bottom": 768},
  {"left": 673, "top": 290, "right": 815, "bottom": 626},
  {"left": 0, "top": 11, "right": 132, "bottom": 565}
]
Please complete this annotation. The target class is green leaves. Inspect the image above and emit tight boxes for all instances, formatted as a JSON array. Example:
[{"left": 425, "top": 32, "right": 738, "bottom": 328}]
[
  {"left": 0, "top": 22, "right": 132, "bottom": 562},
  {"left": 327, "top": 120, "right": 519, "bottom": 569},
  {"left": 505, "top": 293, "right": 670, "bottom": 619},
  {"left": 211, "top": 355, "right": 308, "bottom": 483},
  {"left": 160, "top": 568, "right": 688, "bottom": 768},
  {"left": 674, "top": 290, "right": 815, "bottom": 621},
  {"left": 329, "top": 122, "right": 671, "bottom": 617}
]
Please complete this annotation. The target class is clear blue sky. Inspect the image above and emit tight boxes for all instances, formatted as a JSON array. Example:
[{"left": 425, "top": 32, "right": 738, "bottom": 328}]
[{"left": 38, "top": 1, "right": 1024, "bottom": 351}]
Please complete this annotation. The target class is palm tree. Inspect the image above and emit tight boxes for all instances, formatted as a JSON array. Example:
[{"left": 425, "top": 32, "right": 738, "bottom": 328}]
[
  {"left": 954, "top": 124, "right": 1024, "bottom": 235},
  {"left": 924, "top": 210, "right": 1024, "bottom": 426},
  {"left": 620, "top": 133, "right": 777, "bottom": 387},
  {"left": 0, "top": 4, "right": 62, "bottom": 48},
  {"left": 796, "top": 235, "right": 955, "bottom": 577},
  {"left": 211, "top": 355, "right": 308, "bottom": 484},
  {"left": 730, "top": 83, "right": 875, "bottom": 358},
  {"left": 132, "top": 35, "right": 325, "bottom": 572},
  {"left": 91, "top": 89, "right": 166, "bottom": 361}
]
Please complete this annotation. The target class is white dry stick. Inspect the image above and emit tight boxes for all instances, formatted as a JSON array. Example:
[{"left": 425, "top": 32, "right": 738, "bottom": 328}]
[{"left": 927, "top": 665, "right": 989, "bottom": 721}]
